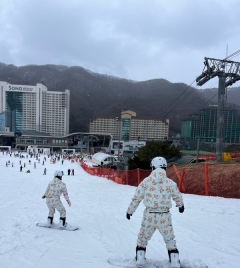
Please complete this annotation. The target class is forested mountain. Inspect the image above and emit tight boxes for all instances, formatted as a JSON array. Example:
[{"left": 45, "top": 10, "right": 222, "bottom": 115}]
[
  {"left": 0, "top": 62, "right": 240, "bottom": 135},
  {"left": 199, "top": 87, "right": 240, "bottom": 107}
]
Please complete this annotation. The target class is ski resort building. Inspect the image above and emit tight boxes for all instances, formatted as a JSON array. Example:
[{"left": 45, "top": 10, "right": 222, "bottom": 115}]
[
  {"left": 89, "top": 110, "right": 169, "bottom": 141},
  {"left": 0, "top": 81, "right": 70, "bottom": 136},
  {"left": 181, "top": 106, "right": 240, "bottom": 143}
]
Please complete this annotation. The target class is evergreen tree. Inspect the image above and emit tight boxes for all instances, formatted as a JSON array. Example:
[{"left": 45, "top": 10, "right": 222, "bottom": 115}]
[{"left": 128, "top": 141, "right": 181, "bottom": 170}]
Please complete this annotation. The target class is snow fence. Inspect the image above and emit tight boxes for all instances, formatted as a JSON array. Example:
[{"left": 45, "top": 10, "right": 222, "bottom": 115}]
[{"left": 79, "top": 161, "right": 240, "bottom": 199}]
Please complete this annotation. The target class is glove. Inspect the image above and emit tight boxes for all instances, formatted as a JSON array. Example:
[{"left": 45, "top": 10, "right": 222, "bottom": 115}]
[
  {"left": 67, "top": 200, "right": 71, "bottom": 207},
  {"left": 179, "top": 205, "right": 184, "bottom": 213},
  {"left": 42, "top": 195, "right": 46, "bottom": 199},
  {"left": 126, "top": 213, "right": 132, "bottom": 220}
]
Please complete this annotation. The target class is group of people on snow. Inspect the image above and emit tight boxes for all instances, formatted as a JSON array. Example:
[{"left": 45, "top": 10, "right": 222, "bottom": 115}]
[
  {"left": 9, "top": 151, "right": 75, "bottom": 175},
  {"left": 42, "top": 156, "right": 184, "bottom": 268},
  {"left": 67, "top": 168, "right": 74, "bottom": 175}
]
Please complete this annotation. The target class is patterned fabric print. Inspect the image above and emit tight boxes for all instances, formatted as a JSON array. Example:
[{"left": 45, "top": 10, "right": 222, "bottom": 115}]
[
  {"left": 46, "top": 198, "right": 66, "bottom": 217},
  {"left": 44, "top": 177, "right": 70, "bottom": 217},
  {"left": 137, "top": 210, "right": 177, "bottom": 250},
  {"left": 127, "top": 168, "right": 183, "bottom": 215},
  {"left": 44, "top": 178, "right": 69, "bottom": 201}
]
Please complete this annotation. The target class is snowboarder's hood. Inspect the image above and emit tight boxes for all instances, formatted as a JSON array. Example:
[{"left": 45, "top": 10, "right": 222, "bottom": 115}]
[{"left": 149, "top": 167, "right": 167, "bottom": 184}]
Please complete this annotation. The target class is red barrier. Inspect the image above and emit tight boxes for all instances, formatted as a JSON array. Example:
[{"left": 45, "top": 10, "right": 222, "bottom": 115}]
[
  {"left": 137, "top": 168, "right": 140, "bottom": 185},
  {"left": 205, "top": 162, "right": 209, "bottom": 196},
  {"left": 173, "top": 165, "right": 186, "bottom": 192},
  {"left": 179, "top": 168, "right": 185, "bottom": 192},
  {"left": 79, "top": 161, "right": 240, "bottom": 199},
  {"left": 126, "top": 170, "right": 129, "bottom": 185}
]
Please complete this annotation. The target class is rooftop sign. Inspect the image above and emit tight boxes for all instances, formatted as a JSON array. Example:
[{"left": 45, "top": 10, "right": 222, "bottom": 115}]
[{"left": 7, "top": 84, "right": 36, "bottom": 92}]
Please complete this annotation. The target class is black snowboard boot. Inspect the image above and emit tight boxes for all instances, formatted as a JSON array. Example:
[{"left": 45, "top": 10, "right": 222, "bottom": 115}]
[
  {"left": 168, "top": 249, "right": 180, "bottom": 268},
  {"left": 47, "top": 216, "right": 53, "bottom": 225},
  {"left": 59, "top": 217, "right": 66, "bottom": 226},
  {"left": 135, "top": 246, "right": 146, "bottom": 267}
]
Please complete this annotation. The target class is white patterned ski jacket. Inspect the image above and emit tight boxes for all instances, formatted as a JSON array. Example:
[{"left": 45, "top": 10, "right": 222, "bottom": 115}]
[
  {"left": 127, "top": 168, "right": 183, "bottom": 214},
  {"left": 44, "top": 177, "right": 70, "bottom": 201}
]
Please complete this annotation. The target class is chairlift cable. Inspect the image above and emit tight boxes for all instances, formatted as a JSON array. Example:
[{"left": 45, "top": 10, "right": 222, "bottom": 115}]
[
  {"left": 162, "top": 83, "right": 202, "bottom": 119},
  {"left": 162, "top": 50, "right": 240, "bottom": 120},
  {"left": 224, "top": 50, "right": 240, "bottom": 60},
  {"left": 161, "top": 80, "right": 196, "bottom": 119}
]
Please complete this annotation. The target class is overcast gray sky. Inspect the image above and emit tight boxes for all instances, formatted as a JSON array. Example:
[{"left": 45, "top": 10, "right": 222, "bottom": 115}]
[{"left": 1, "top": 0, "right": 240, "bottom": 88}]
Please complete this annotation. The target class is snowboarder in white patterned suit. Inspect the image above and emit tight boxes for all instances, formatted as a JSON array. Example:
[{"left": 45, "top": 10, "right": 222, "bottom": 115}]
[
  {"left": 126, "top": 157, "right": 184, "bottom": 268},
  {"left": 42, "top": 170, "right": 71, "bottom": 226}
]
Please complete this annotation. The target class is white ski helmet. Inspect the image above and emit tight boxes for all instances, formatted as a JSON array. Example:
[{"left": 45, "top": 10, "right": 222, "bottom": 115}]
[
  {"left": 150, "top": 157, "right": 167, "bottom": 170},
  {"left": 54, "top": 170, "right": 64, "bottom": 177}
]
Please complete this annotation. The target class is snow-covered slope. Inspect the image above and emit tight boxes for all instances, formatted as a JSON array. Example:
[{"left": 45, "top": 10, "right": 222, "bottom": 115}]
[{"left": 0, "top": 153, "right": 240, "bottom": 268}]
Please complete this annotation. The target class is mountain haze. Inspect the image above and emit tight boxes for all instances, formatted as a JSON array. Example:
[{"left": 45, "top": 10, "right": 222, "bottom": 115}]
[
  {"left": 199, "top": 87, "right": 240, "bottom": 107},
  {"left": 1, "top": 63, "right": 240, "bottom": 136}
]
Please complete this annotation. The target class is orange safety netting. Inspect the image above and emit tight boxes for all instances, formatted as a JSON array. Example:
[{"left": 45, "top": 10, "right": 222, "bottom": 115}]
[{"left": 79, "top": 161, "right": 240, "bottom": 199}]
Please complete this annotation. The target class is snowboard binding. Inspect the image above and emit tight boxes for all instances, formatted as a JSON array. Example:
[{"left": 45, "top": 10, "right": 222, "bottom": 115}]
[
  {"left": 47, "top": 216, "right": 53, "bottom": 225},
  {"left": 60, "top": 217, "right": 67, "bottom": 227},
  {"left": 136, "top": 246, "right": 146, "bottom": 268},
  {"left": 168, "top": 249, "right": 180, "bottom": 268}
]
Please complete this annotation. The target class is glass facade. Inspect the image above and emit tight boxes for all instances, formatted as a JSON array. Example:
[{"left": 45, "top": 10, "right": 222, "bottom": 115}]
[
  {"left": 121, "top": 118, "right": 130, "bottom": 141},
  {"left": 5, "top": 92, "right": 23, "bottom": 131},
  {"left": 181, "top": 108, "right": 240, "bottom": 143},
  {"left": 199, "top": 109, "right": 217, "bottom": 140},
  {"left": 181, "top": 120, "right": 193, "bottom": 139},
  {"left": 0, "top": 112, "right": 5, "bottom": 131}
]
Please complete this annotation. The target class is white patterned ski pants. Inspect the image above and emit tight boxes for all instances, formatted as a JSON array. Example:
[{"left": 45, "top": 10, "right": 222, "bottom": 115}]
[
  {"left": 46, "top": 198, "right": 66, "bottom": 217},
  {"left": 137, "top": 210, "right": 177, "bottom": 250}
]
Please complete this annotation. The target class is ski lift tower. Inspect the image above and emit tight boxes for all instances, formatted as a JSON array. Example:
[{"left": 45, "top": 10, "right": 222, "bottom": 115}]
[{"left": 196, "top": 57, "right": 240, "bottom": 162}]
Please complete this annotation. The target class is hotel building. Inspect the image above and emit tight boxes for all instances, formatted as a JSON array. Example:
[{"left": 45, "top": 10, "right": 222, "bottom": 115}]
[
  {"left": 89, "top": 110, "right": 169, "bottom": 141},
  {"left": 181, "top": 106, "right": 240, "bottom": 143},
  {"left": 0, "top": 81, "right": 70, "bottom": 136}
]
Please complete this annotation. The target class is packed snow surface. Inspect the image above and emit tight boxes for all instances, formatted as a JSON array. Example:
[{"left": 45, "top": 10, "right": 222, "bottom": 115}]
[{"left": 0, "top": 152, "right": 240, "bottom": 268}]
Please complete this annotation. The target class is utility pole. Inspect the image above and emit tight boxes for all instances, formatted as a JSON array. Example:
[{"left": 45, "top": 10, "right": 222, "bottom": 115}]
[
  {"left": 216, "top": 72, "right": 226, "bottom": 161},
  {"left": 196, "top": 138, "right": 200, "bottom": 163},
  {"left": 196, "top": 138, "right": 205, "bottom": 162},
  {"left": 118, "top": 119, "right": 121, "bottom": 160},
  {"left": 115, "top": 117, "right": 122, "bottom": 169},
  {"left": 196, "top": 57, "right": 240, "bottom": 162}
]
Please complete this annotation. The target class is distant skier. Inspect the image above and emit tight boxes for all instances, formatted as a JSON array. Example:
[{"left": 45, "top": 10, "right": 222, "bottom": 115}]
[
  {"left": 43, "top": 167, "right": 47, "bottom": 175},
  {"left": 42, "top": 170, "right": 71, "bottom": 226},
  {"left": 126, "top": 157, "right": 184, "bottom": 268},
  {"left": 68, "top": 168, "right": 71, "bottom": 175},
  {"left": 71, "top": 169, "right": 74, "bottom": 176},
  {"left": 20, "top": 165, "right": 23, "bottom": 172}
]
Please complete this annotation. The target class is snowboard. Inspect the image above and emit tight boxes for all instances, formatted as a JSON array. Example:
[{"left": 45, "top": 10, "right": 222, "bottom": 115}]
[
  {"left": 108, "top": 257, "right": 208, "bottom": 268},
  {"left": 36, "top": 222, "right": 79, "bottom": 231}
]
